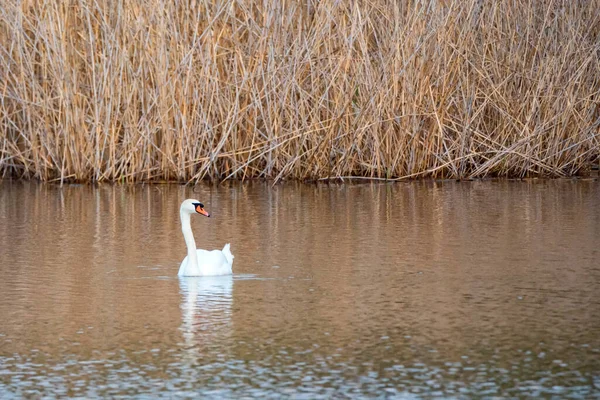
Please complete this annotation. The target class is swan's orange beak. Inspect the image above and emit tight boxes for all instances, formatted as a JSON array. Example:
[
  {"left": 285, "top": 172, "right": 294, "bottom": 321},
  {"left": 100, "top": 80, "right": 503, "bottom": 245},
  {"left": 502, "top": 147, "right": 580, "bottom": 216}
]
[{"left": 195, "top": 205, "right": 210, "bottom": 217}]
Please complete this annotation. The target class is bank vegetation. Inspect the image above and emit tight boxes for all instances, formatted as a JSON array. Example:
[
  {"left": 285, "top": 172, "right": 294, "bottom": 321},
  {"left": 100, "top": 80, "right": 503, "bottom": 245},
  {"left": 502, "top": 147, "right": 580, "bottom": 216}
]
[{"left": 1, "top": 0, "right": 599, "bottom": 183}]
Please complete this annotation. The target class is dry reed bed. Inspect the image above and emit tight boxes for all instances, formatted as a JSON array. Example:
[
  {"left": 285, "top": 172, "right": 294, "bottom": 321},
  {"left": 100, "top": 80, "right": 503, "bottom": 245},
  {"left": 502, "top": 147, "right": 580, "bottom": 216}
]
[{"left": 1, "top": 0, "right": 599, "bottom": 183}]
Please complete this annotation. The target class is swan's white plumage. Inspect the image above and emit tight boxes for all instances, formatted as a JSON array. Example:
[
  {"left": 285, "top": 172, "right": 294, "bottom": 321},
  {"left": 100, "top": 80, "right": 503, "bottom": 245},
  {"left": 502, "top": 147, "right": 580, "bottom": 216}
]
[
  {"left": 178, "top": 244, "right": 233, "bottom": 276},
  {"left": 178, "top": 199, "right": 234, "bottom": 277}
]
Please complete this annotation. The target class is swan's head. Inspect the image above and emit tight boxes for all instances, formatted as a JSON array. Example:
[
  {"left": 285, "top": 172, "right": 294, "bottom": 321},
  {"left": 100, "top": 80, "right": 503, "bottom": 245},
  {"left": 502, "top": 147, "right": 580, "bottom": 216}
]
[{"left": 180, "top": 199, "right": 210, "bottom": 217}]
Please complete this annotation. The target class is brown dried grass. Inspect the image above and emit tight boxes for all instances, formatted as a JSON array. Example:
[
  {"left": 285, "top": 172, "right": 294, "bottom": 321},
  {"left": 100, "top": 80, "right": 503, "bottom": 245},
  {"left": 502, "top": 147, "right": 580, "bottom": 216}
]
[{"left": 1, "top": 0, "right": 599, "bottom": 183}]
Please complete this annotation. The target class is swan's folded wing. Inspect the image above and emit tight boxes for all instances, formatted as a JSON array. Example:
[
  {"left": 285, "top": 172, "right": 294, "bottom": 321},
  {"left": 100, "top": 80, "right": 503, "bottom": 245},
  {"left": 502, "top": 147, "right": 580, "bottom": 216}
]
[{"left": 221, "top": 243, "right": 234, "bottom": 265}]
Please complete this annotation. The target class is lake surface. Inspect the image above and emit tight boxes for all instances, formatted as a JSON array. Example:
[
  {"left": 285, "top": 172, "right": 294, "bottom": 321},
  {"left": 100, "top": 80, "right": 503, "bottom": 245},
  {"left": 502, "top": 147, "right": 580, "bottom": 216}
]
[{"left": 0, "top": 180, "right": 599, "bottom": 398}]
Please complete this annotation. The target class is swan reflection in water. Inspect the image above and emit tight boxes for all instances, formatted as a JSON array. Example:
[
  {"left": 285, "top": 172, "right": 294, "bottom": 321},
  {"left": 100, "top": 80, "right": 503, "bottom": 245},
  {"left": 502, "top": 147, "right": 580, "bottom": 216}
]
[{"left": 179, "top": 276, "right": 233, "bottom": 356}]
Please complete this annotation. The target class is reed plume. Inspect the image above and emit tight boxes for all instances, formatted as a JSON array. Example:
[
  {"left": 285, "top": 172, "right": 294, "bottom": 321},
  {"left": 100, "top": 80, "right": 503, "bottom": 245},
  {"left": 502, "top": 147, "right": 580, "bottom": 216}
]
[{"left": 1, "top": 0, "right": 599, "bottom": 183}]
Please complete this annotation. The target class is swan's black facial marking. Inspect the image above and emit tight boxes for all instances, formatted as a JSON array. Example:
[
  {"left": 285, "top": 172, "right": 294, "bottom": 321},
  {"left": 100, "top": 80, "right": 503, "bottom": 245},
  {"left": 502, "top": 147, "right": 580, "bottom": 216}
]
[{"left": 192, "top": 202, "right": 204, "bottom": 208}]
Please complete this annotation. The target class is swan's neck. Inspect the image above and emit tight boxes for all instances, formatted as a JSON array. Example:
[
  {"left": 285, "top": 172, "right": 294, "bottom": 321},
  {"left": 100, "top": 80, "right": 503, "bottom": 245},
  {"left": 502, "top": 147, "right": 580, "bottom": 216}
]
[{"left": 180, "top": 211, "right": 199, "bottom": 272}]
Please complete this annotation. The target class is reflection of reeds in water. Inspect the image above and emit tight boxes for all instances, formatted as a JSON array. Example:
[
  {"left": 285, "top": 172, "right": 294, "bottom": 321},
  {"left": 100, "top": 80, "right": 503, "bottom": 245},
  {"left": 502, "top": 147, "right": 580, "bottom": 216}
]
[
  {"left": 1, "top": 0, "right": 599, "bottom": 183},
  {"left": 179, "top": 276, "right": 233, "bottom": 360}
]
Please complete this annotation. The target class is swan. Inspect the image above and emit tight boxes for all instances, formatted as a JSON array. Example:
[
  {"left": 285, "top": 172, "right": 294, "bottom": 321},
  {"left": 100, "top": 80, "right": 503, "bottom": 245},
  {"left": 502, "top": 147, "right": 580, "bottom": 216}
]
[{"left": 178, "top": 199, "right": 234, "bottom": 277}]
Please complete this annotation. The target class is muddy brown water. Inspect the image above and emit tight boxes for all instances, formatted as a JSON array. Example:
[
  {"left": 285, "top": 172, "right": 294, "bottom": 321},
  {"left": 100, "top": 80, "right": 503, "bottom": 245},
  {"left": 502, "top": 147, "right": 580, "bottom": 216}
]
[{"left": 0, "top": 180, "right": 599, "bottom": 398}]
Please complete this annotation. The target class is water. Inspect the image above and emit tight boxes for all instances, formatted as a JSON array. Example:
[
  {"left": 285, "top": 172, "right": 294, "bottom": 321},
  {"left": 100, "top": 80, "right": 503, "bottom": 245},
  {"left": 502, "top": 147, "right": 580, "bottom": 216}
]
[{"left": 0, "top": 180, "right": 599, "bottom": 398}]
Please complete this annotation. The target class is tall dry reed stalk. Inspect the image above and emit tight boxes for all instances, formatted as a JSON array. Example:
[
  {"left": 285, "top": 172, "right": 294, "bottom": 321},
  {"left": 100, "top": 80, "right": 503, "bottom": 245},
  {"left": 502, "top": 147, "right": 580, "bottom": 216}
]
[{"left": 1, "top": 0, "right": 599, "bottom": 183}]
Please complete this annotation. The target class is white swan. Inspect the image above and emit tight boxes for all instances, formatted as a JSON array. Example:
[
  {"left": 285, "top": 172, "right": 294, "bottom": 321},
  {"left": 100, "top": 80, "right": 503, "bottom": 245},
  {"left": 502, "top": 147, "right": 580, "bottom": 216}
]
[{"left": 178, "top": 199, "right": 234, "bottom": 277}]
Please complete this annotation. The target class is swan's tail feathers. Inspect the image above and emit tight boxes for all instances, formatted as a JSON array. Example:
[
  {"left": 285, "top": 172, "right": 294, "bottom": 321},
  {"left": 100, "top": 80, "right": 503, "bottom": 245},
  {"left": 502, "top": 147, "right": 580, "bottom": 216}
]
[{"left": 222, "top": 243, "right": 234, "bottom": 265}]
